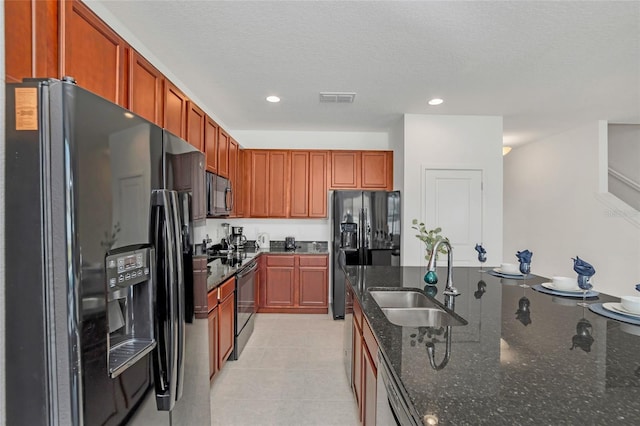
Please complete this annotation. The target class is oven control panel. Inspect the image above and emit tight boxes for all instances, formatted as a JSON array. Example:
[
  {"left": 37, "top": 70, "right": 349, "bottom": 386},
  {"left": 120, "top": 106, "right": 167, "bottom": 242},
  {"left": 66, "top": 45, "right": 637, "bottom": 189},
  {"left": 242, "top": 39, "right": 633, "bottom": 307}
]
[{"left": 106, "top": 248, "right": 150, "bottom": 288}]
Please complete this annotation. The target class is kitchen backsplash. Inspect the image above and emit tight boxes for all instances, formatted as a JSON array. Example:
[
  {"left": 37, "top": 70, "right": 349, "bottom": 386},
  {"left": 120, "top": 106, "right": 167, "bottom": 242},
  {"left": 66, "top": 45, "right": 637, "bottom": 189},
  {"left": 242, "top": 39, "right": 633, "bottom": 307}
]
[{"left": 198, "top": 218, "right": 331, "bottom": 246}]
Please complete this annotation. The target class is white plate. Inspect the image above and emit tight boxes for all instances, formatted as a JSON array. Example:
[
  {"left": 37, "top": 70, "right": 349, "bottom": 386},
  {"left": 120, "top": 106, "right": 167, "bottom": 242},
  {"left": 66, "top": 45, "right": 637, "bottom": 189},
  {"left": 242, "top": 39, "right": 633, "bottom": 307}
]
[
  {"left": 602, "top": 302, "right": 640, "bottom": 318},
  {"left": 541, "top": 282, "right": 583, "bottom": 294},
  {"left": 493, "top": 267, "right": 523, "bottom": 276}
]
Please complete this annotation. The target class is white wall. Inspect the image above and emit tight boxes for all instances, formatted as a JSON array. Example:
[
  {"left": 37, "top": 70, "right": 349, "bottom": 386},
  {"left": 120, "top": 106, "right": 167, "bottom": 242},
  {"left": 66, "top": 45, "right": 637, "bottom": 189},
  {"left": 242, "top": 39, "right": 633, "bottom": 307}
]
[
  {"left": 388, "top": 117, "right": 405, "bottom": 193},
  {"left": 503, "top": 121, "right": 640, "bottom": 297},
  {"left": 402, "top": 114, "right": 504, "bottom": 267},
  {"left": 230, "top": 130, "right": 388, "bottom": 150}
]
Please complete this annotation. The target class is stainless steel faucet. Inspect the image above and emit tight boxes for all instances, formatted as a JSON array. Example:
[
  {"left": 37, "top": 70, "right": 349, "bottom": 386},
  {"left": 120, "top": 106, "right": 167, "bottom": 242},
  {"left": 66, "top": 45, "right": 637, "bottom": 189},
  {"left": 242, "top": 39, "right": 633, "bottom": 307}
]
[{"left": 424, "top": 239, "right": 460, "bottom": 309}]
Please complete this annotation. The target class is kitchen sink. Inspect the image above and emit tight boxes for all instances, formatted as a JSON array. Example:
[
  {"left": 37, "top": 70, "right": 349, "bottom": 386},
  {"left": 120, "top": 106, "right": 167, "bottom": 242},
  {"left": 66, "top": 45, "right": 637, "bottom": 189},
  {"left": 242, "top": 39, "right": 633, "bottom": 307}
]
[
  {"left": 369, "top": 289, "right": 467, "bottom": 327},
  {"left": 369, "top": 290, "right": 435, "bottom": 308}
]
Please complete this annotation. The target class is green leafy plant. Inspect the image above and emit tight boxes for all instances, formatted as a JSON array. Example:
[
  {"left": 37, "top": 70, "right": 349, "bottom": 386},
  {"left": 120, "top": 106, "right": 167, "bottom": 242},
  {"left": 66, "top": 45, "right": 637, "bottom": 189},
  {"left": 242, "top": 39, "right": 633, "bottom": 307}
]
[{"left": 411, "top": 219, "right": 448, "bottom": 261}]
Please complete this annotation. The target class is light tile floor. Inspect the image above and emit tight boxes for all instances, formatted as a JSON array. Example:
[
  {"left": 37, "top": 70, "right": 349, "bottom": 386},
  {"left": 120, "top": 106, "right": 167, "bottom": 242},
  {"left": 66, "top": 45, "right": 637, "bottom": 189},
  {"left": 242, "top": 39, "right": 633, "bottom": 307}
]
[{"left": 210, "top": 313, "right": 359, "bottom": 426}]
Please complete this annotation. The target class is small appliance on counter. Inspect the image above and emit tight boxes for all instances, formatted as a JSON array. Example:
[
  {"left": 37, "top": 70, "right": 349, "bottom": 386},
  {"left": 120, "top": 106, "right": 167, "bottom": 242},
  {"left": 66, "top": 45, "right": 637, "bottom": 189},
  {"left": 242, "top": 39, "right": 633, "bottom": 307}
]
[
  {"left": 285, "top": 236, "right": 296, "bottom": 251},
  {"left": 231, "top": 226, "right": 248, "bottom": 251},
  {"left": 256, "top": 233, "right": 270, "bottom": 249}
]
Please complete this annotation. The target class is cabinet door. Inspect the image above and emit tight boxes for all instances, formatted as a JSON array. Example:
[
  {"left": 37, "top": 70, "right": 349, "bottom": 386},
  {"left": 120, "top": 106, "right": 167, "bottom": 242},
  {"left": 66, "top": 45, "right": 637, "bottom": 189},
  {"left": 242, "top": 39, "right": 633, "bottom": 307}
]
[
  {"left": 265, "top": 267, "right": 295, "bottom": 307},
  {"left": 205, "top": 117, "right": 218, "bottom": 173},
  {"left": 362, "top": 346, "right": 377, "bottom": 426},
  {"left": 290, "top": 151, "right": 309, "bottom": 217},
  {"left": 5, "top": 0, "right": 58, "bottom": 83},
  {"left": 217, "top": 128, "right": 230, "bottom": 178},
  {"left": 330, "top": 151, "right": 359, "bottom": 188},
  {"left": 268, "top": 151, "right": 289, "bottom": 217},
  {"left": 309, "top": 151, "right": 328, "bottom": 217},
  {"left": 128, "top": 50, "right": 164, "bottom": 125},
  {"left": 298, "top": 267, "right": 328, "bottom": 307},
  {"left": 249, "top": 151, "right": 269, "bottom": 217},
  {"left": 208, "top": 307, "right": 219, "bottom": 379},
  {"left": 218, "top": 293, "right": 235, "bottom": 370},
  {"left": 361, "top": 151, "right": 391, "bottom": 189},
  {"left": 236, "top": 149, "right": 246, "bottom": 217},
  {"left": 353, "top": 321, "right": 363, "bottom": 422},
  {"left": 186, "top": 101, "right": 205, "bottom": 152},
  {"left": 164, "top": 81, "right": 188, "bottom": 139},
  {"left": 229, "top": 139, "right": 239, "bottom": 216},
  {"left": 61, "top": 0, "right": 126, "bottom": 105}
]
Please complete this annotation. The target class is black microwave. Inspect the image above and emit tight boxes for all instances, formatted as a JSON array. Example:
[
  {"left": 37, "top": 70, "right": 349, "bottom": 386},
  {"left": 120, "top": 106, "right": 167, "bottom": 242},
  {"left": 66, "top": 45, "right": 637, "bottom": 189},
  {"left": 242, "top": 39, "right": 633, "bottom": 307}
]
[{"left": 206, "top": 172, "right": 232, "bottom": 216}]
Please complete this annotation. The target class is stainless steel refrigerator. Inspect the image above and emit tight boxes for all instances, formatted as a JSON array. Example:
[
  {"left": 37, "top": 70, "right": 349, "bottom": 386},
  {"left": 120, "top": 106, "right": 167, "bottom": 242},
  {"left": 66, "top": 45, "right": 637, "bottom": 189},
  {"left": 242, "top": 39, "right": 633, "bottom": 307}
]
[
  {"left": 5, "top": 79, "right": 210, "bottom": 425},
  {"left": 331, "top": 190, "right": 401, "bottom": 319}
]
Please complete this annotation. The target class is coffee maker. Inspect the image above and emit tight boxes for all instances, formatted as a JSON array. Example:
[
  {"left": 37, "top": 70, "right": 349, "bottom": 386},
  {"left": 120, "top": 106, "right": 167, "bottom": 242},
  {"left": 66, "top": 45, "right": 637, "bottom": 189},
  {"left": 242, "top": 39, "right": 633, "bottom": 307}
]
[{"left": 231, "top": 226, "right": 247, "bottom": 251}]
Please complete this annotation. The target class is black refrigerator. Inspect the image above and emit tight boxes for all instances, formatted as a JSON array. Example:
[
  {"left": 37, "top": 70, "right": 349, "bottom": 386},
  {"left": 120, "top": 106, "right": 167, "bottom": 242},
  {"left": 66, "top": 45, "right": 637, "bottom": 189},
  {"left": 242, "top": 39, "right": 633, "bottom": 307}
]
[
  {"left": 331, "top": 190, "right": 401, "bottom": 319},
  {"left": 5, "top": 79, "right": 210, "bottom": 425}
]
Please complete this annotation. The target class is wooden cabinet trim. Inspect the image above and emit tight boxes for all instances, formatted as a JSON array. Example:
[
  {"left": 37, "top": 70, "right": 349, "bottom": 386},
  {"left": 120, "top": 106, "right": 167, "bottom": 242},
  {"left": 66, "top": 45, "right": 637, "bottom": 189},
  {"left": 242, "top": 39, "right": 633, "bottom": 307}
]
[
  {"left": 186, "top": 101, "right": 206, "bottom": 151},
  {"left": 266, "top": 254, "right": 295, "bottom": 267},
  {"left": 218, "top": 277, "right": 235, "bottom": 302}
]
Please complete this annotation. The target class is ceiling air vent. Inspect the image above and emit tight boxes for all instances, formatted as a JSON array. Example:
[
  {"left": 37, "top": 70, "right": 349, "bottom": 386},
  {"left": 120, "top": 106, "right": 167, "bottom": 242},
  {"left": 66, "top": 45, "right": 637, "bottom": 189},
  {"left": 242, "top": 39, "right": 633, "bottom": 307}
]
[{"left": 319, "top": 92, "right": 356, "bottom": 104}]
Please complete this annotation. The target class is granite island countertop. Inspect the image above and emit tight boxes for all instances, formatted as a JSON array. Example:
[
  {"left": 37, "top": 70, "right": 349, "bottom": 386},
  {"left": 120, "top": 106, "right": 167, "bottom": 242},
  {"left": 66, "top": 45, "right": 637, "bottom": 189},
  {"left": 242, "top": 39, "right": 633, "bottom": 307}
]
[{"left": 344, "top": 265, "right": 640, "bottom": 425}]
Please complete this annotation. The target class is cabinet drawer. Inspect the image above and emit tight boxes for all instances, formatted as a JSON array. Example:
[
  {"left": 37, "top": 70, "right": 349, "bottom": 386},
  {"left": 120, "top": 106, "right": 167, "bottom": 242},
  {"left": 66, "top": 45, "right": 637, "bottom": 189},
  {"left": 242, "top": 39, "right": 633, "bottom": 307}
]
[
  {"left": 299, "top": 255, "right": 328, "bottom": 267},
  {"left": 219, "top": 277, "right": 235, "bottom": 301},
  {"left": 207, "top": 290, "right": 218, "bottom": 312},
  {"left": 266, "top": 255, "right": 295, "bottom": 267}
]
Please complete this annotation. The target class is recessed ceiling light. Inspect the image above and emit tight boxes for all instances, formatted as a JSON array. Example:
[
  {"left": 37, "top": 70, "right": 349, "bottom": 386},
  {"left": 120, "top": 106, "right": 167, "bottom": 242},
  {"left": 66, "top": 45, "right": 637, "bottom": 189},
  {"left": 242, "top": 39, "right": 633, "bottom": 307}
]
[
  {"left": 428, "top": 98, "right": 444, "bottom": 106},
  {"left": 266, "top": 95, "right": 280, "bottom": 103}
]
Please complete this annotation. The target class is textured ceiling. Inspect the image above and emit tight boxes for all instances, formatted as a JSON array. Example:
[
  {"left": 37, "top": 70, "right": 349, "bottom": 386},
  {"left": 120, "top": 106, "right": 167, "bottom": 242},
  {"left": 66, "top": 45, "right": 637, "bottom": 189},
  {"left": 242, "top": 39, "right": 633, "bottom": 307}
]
[{"left": 94, "top": 0, "right": 640, "bottom": 146}]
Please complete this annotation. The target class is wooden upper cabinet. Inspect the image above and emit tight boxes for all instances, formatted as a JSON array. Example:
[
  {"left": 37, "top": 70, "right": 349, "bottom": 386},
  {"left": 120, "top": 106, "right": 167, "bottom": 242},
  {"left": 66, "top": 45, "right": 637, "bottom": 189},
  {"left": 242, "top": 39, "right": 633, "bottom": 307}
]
[
  {"left": 228, "top": 139, "right": 239, "bottom": 216},
  {"left": 205, "top": 117, "right": 218, "bottom": 174},
  {"left": 268, "top": 151, "right": 289, "bottom": 217},
  {"left": 290, "top": 152, "right": 310, "bottom": 217},
  {"left": 236, "top": 149, "right": 246, "bottom": 217},
  {"left": 217, "top": 128, "right": 231, "bottom": 178},
  {"left": 128, "top": 50, "right": 164, "bottom": 125},
  {"left": 164, "top": 81, "right": 188, "bottom": 139},
  {"left": 5, "top": 0, "right": 58, "bottom": 83},
  {"left": 186, "top": 101, "right": 206, "bottom": 151},
  {"left": 309, "top": 151, "right": 328, "bottom": 217},
  {"left": 330, "top": 151, "right": 360, "bottom": 189},
  {"left": 61, "top": 0, "right": 126, "bottom": 105},
  {"left": 248, "top": 150, "right": 289, "bottom": 218},
  {"left": 330, "top": 150, "right": 393, "bottom": 190},
  {"left": 361, "top": 151, "right": 392, "bottom": 190},
  {"left": 290, "top": 151, "right": 328, "bottom": 218},
  {"left": 249, "top": 151, "right": 269, "bottom": 217}
]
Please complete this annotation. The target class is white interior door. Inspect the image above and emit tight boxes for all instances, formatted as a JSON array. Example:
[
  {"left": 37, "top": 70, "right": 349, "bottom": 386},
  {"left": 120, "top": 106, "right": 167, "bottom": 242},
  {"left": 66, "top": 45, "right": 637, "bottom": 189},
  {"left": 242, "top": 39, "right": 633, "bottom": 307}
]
[{"left": 424, "top": 169, "right": 483, "bottom": 265}]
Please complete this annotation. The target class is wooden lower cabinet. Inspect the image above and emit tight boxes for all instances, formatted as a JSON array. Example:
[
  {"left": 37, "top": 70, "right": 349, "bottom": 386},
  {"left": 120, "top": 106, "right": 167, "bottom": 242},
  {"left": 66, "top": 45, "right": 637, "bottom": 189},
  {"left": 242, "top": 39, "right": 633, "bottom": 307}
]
[
  {"left": 352, "top": 297, "right": 378, "bottom": 425},
  {"left": 218, "top": 286, "right": 235, "bottom": 370},
  {"left": 208, "top": 305, "right": 218, "bottom": 379},
  {"left": 208, "top": 277, "right": 235, "bottom": 380},
  {"left": 353, "top": 319, "right": 363, "bottom": 422},
  {"left": 258, "top": 254, "right": 328, "bottom": 313}
]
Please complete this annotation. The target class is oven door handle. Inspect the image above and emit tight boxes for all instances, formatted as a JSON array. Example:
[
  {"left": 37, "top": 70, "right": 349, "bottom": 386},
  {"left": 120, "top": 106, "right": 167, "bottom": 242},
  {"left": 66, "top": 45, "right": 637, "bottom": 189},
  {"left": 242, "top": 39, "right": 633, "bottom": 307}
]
[{"left": 237, "top": 261, "right": 258, "bottom": 278}]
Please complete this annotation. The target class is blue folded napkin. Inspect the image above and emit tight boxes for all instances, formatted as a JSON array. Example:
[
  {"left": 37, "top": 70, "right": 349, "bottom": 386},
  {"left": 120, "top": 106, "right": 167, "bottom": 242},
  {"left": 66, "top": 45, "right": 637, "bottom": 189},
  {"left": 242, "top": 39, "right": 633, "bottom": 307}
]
[
  {"left": 516, "top": 250, "right": 532, "bottom": 264},
  {"left": 572, "top": 256, "right": 595, "bottom": 277},
  {"left": 635, "top": 284, "right": 640, "bottom": 292},
  {"left": 475, "top": 244, "right": 486, "bottom": 255}
]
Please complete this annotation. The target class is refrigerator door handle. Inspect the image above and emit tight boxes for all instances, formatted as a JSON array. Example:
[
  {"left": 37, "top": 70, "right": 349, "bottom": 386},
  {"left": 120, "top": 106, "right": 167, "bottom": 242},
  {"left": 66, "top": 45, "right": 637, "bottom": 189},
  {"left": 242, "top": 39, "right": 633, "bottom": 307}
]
[
  {"left": 150, "top": 190, "right": 180, "bottom": 411},
  {"left": 167, "top": 191, "right": 186, "bottom": 401}
]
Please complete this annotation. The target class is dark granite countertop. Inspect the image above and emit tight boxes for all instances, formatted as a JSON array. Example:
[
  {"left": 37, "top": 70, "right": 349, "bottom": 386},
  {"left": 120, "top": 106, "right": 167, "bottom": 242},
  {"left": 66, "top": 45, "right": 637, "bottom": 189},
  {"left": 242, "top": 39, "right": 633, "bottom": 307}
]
[
  {"left": 345, "top": 265, "right": 640, "bottom": 425},
  {"left": 203, "top": 242, "right": 329, "bottom": 292}
]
